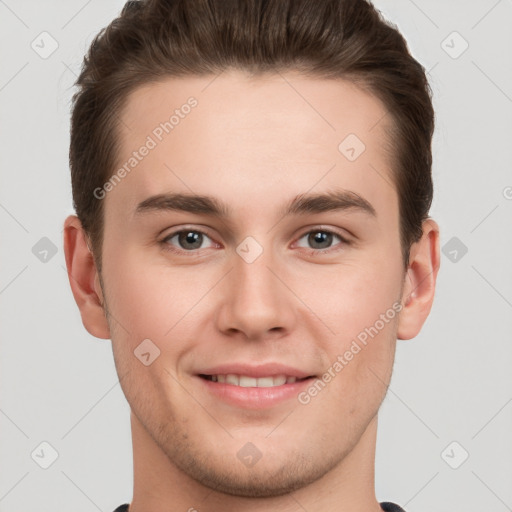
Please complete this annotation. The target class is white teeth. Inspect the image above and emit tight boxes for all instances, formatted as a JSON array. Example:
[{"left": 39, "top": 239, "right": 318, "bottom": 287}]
[
  {"left": 226, "top": 374, "right": 238, "bottom": 386},
  {"left": 239, "top": 376, "right": 257, "bottom": 387},
  {"left": 256, "top": 377, "right": 275, "bottom": 387},
  {"left": 207, "top": 374, "right": 300, "bottom": 387},
  {"left": 273, "top": 375, "right": 287, "bottom": 386}
]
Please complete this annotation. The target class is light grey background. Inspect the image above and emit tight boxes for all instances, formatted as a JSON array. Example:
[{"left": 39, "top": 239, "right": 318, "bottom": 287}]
[{"left": 1, "top": 1, "right": 511, "bottom": 511}]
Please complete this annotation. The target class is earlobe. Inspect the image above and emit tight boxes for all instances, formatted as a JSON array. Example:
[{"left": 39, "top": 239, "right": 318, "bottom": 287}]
[
  {"left": 397, "top": 219, "right": 440, "bottom": 340},
  {"left": 63, "top": 215, "right": 111, "bottom": 340}
]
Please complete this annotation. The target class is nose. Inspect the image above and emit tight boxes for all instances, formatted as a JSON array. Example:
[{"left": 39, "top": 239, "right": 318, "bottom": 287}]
[{"left": 215, "top": 244, "right": 297, "bottom": 341}]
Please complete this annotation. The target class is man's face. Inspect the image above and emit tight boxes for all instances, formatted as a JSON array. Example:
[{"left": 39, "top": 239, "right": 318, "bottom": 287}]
[{"left": 98, "top": 71, "right": 405, "bottom": 496}]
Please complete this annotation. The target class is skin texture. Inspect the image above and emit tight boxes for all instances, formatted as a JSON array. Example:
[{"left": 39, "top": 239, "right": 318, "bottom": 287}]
[{"left": 64, "top": 70, "right": 440, "bottom": 512}]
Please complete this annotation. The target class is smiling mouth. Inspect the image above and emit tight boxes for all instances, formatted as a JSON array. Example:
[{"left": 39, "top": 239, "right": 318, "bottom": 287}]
[{"left": 198, "top": 374, "right": 314, "bottom": 388}]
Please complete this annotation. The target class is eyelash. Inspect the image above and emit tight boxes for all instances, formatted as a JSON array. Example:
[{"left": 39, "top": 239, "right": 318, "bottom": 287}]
[{"left": 159, "top": 227, "right": 351, "bottom": 256}]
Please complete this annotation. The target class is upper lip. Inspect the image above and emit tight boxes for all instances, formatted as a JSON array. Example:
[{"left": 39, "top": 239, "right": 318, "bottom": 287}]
[{"left": 196, "top": 363, "right": 315, "bottom": 379}]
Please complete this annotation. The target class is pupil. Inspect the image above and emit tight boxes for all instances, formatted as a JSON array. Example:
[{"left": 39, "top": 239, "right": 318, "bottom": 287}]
[
  {"left": 310, "top": 231, "right": 331, "bottom": 249},
  {"left": 180, "top": 231, "right": 202, "bottom": 250}
]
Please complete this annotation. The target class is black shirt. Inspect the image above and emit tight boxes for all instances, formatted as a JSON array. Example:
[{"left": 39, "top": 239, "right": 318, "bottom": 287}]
[{"left": 113, "top": 501, "right": 406, "bottom": 511}]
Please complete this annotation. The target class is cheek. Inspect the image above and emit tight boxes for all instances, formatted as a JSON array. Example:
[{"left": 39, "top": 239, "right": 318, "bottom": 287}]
[
  {"left": 102, "top": 251, "right": 224, "bottom": 366},
  {"left": 298, "top": 259, "right": 402, "bottom": 341},
  {"left": 103, "top": 250, "right": 182, "bottom": 334},
  {"left": 326, "top": 264, "right": 400, "bottom": 386},
  {"left": 298, "top": 259, "right": 401, "bottom": 404}
]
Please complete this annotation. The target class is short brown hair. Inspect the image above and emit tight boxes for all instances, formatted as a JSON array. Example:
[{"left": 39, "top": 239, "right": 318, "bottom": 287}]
[{"left": 69, "top": 0, "right": 434, "bottom": 273}]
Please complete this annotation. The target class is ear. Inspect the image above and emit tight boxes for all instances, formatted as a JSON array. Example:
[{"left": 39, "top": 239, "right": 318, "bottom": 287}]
[
  {"left": 397, "top": 218, "right": 440, "bottom": 340},
  {"left": 63, "top": 215, "right": 111, "bottom": 339}
]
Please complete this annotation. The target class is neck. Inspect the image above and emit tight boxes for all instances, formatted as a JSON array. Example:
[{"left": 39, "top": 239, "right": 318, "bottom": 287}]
[{"left": 127, "top": 412, "right": 383, "bottom": 512}]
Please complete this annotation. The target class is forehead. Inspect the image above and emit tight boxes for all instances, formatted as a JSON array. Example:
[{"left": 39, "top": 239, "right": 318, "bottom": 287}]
[{"left": 108, "top": 70, "right": 397, "bottom": 224}]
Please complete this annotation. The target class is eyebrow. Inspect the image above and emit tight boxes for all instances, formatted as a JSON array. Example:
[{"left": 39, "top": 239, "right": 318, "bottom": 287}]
[{"left": 134, "top": 189, "right": 376, "bottom": 219}]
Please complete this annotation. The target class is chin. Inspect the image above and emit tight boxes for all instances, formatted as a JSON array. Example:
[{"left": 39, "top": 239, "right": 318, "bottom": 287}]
[{"left": 162, "top": 440, "right": 342, "bottom": 498}]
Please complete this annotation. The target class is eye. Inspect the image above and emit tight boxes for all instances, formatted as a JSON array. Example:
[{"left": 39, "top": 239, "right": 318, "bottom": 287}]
[
  {"left": 161, "top": 228, "right": 217, "bottom": 253},
  {"left": 159, "top": 226, "right": 350, "bottom": 256},
  {"left": 295, "top": 228, "right": 350, "bottom": 254}
]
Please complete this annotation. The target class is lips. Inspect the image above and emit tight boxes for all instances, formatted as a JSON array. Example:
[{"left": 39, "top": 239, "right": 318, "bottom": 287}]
[
  {"left": 195, "top": 363, "right": 317, "bottom": 409},
  {"left": 196, "top": 363, "right": 316, "bottom": 394}
]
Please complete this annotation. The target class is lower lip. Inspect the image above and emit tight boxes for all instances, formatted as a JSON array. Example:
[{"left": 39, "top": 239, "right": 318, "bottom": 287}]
[{"left": 196, "top": 376, "right": 315, "bottom": 409}]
